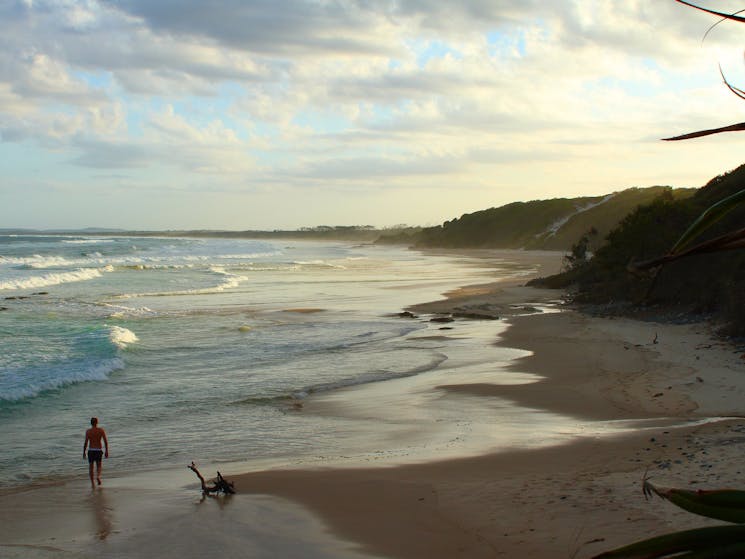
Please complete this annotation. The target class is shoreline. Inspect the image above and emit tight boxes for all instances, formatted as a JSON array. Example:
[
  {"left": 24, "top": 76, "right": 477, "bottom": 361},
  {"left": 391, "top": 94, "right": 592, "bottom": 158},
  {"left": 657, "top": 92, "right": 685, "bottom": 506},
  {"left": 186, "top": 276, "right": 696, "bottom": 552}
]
[
  {"left": 233, "top": 260, "right": 745, "bottom": 558},
  {"left": 2, "top": 248, "right": 744, "bottom": 558}
]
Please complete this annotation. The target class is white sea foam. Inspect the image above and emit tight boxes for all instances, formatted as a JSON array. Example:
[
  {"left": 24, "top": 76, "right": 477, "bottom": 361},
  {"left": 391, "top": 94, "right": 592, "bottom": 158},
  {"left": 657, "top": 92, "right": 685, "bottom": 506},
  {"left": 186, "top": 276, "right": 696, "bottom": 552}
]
[
  {"left": 62, "top": 239, "right": 114, "bottom": 245},
  {"left": 0, "top": 358, "right": 124, "bottom": 402},
  {"left": 102, "top": 303, "right": 157, "bottom": 318},
  {"left": 0, "top": 266, "right": 113, "bottom": 291},
  {"left": 116, "top": 267, "right": 247, "bottom": 298},
  {"left": 108, "top": 326, "right": 139, "bottom": 349},
  {"left": 212, "top": 251, "right": 282, "bottom": 260},
  {"left": 0, "top": 254, "right": 117, "bottom": 269},
  {"left": 0, "top": 255, "right": 74, "bottom": 268},
  {"left": 232, "top": 263, "right": 298, "bottom": 272},
  {"left": 293, "top": 260, "right": 346, "bottom": 269},
  {"left": 0, "top": 253, "right": 225, "bottom": 271},
  {"left": 209, "top": 266, "right": 247, "bottom": 290}
]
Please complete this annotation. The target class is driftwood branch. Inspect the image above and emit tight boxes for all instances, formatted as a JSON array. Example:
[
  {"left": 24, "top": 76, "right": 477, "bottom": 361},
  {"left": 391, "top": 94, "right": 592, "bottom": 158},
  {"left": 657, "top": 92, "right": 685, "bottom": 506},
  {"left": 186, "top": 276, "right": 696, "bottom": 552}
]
[{"left": 188, "top": 461, "right": 235, "bottom": 495}]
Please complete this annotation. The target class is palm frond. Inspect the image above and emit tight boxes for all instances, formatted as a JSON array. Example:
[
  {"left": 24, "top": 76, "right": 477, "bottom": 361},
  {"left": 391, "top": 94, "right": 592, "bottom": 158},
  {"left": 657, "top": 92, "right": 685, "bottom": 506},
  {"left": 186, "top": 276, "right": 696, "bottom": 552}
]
[
  {"left": 629, "top": 226, "right": 745, "bottom": 271},
  {"left": 671, "top": 188, "right": 745, "bottom": 253},
  {"left": 663, "top": 122, "right": 745, "bottom": 141},
  {"left": 674, "top": 0, "right": 745, "bottom": 23},
  {"left": 702, "top": 9, "right": 745, "bottom": 42}
]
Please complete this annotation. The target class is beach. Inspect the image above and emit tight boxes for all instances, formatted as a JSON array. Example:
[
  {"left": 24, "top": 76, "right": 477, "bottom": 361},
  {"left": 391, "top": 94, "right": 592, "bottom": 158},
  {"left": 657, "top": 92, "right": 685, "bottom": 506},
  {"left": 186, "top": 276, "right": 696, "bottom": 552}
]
[
  {"left": 234, "top": 278, "right": 745, "bottom": 558},
  {"left": 1, "top": 247, "right": 744, "bottom": 559}
]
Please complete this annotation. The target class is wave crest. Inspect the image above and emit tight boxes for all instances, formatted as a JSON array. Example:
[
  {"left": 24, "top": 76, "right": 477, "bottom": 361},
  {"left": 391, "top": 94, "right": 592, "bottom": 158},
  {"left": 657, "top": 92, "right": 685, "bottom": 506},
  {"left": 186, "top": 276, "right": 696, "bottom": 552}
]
[
  {"left": 117, "top": 267, "right": 247, "bottom": 298},
  {"left": 0, "top": 358, "right": 124, "bottom": 402},
  {"left": 108, "top": 326, "right": 139, "bottom": 349},
  {"left": 0, "top": 267, "right": 112, "bottom": 291}
]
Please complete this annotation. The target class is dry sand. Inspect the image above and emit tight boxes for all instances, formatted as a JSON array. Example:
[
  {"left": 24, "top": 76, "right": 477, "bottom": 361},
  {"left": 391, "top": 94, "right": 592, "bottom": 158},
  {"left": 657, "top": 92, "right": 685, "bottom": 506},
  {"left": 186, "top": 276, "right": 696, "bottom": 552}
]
[{"left": 2, "top": 249, "right": 744, "bottom": 559}]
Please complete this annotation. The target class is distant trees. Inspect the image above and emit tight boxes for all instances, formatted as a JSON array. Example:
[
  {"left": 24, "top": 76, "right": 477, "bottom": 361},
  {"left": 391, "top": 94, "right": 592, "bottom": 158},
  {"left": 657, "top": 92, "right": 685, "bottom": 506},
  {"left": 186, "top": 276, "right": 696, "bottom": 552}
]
[{"left": 562, "top": 227, "right": 598, "bottom": 271}]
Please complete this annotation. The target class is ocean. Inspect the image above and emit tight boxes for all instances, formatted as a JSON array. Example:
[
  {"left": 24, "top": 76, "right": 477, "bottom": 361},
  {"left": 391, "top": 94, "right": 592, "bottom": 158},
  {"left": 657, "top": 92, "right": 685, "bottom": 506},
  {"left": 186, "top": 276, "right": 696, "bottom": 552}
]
[{"left": 0, "top": 234, "right": 546, "bottom": 486}]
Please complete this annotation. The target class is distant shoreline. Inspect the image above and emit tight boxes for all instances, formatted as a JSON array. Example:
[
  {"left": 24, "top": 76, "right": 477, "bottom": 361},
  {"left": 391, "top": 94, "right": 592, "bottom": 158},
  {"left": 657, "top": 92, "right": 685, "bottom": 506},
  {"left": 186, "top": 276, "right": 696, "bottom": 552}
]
[{"left": 0, "top": 227, "right": 390, "bottom": 242}]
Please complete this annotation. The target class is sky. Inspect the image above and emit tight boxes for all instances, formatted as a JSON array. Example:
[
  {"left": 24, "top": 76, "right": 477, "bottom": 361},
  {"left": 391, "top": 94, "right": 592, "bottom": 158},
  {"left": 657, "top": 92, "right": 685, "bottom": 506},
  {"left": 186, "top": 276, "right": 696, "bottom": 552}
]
[{"left": 4, "top": 0, "right": 745, "bottom": 230}]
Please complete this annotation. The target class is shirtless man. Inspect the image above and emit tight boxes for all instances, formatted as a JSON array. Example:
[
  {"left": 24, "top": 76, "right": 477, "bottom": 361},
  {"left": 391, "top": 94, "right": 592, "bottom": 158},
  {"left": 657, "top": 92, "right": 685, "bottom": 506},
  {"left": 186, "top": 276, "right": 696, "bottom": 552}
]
[{"left": 83, "top": 417, "right": 109, "bottom": 489}]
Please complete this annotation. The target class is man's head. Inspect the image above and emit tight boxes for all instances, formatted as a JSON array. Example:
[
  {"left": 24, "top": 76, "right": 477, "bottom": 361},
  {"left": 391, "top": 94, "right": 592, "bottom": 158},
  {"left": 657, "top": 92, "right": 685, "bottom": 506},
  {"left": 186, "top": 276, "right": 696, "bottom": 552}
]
[{"left": 91, "top": 417, "right": 98, "bottom": 426}]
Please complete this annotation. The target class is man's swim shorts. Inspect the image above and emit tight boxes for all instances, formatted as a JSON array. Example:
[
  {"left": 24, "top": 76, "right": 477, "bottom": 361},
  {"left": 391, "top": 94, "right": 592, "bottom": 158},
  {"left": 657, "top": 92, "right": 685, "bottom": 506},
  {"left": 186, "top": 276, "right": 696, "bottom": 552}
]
[{"left": 87, "top": 449, "right": 103, "bottom": 464}]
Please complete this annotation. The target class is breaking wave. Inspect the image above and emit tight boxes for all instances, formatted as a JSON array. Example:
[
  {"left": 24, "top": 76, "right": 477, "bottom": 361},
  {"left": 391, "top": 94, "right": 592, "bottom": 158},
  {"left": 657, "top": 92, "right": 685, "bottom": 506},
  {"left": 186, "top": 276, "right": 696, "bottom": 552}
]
[
  {"left": 108, "top": 326, "right": 139, "bottom": 349},
  {"left": 0, "top": 266, "right": 113, "bottom": 291},
  {"left": 0, "top": 357, "right": 125, "bottom": 402},
  {"left": 116, "top": 267, "right": 247, "bottom": 298}
]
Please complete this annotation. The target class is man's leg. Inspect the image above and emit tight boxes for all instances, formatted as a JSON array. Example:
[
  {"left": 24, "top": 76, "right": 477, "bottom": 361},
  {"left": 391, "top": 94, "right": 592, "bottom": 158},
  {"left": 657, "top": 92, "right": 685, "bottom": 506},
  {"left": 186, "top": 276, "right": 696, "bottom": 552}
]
[
  {"left": 96, "top": 460, "right": 102, "bottom": 485},
  {"left": 89, "top": 461, "right": 95, "bottom": 488}
]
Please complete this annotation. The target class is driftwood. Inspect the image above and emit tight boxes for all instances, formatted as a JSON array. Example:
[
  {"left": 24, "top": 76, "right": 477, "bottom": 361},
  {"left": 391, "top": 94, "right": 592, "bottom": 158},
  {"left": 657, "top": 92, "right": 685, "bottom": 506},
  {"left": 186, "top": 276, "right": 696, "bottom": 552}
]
[{"left": 188, "top": 462, "right": 235, "bottom": 495}]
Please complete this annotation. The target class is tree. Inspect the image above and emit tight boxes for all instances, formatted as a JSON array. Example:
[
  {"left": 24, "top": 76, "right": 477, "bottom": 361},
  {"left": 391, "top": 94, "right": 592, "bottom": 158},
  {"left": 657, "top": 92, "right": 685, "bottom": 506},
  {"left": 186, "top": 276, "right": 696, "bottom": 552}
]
[{"left": 563, "top": 227, "right": 598, "bottom": 271}]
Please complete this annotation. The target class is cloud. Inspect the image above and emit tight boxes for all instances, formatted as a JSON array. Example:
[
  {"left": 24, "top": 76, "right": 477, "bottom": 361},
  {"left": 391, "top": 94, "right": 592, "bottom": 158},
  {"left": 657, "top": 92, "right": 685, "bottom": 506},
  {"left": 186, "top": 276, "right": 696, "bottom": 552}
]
[
  {"left": 3, "top": 0, "right": 745, "bottom": 229},
  {"left": 70, "top": 138, "right": 151, "bottom": 168},
  {"left": 104, "top": 0, "right": 404, "bottom": 56}
]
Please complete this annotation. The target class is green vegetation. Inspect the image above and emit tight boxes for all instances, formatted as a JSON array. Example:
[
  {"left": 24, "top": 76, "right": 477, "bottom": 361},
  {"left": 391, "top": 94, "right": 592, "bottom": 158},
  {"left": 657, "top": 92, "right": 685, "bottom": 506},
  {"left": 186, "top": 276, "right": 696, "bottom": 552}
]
[
  {"left": 535, "top": 166, "right": 745, "bottom": 335},
  {"left": 173, "top": 225, "right": 385, "bottom": 242},
  {"left": 375, "top": 186, "right": 688, "bottom": 251},
  {"left": 562, "top": 227, "right": 598, "bottom": 272},
  {"left": 535, "top": 187, "right": 692, "bottom": 251},
  {"left": 535, "top": 164, "right": 745, "bottom": 334},
  {"left": 414, "top": 197, "right": 600, "bottom": 249}
]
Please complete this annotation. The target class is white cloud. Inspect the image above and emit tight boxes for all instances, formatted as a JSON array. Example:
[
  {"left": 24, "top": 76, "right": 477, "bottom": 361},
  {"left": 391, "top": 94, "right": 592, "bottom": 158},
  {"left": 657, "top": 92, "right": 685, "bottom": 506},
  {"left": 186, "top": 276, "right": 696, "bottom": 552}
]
[{"left": 4, "top": 0, "right": 745, "bottom": 229}]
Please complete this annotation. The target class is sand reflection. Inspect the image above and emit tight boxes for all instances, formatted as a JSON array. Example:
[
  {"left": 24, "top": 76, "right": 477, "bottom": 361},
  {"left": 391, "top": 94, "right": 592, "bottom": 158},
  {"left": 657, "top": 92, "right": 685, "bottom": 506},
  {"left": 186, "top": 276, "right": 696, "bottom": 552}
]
[
  {"left": 196, "top": 492, "right": 234, "bottom": 509},
  {"left": 88, "top": 490, "right": 113, "bottom": 540}
]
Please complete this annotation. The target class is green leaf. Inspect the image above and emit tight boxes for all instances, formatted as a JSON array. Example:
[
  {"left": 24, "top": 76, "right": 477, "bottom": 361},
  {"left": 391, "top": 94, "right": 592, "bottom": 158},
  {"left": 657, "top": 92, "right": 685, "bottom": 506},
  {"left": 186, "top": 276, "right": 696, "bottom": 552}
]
[
  {"left": 684, "top": 542, "right": 745, "bottom": 558},
  {"left": 592, "top": 525, "right": 745, "bottom": 558},
  {"left": 663, "top": 122, "right": 745, "bottom": 141},
  {"left": 670, "top": 188, "right": 745, "bottom": 254},
  {"left": 674, "top": 0, "right": 745, "bottom": 23}
]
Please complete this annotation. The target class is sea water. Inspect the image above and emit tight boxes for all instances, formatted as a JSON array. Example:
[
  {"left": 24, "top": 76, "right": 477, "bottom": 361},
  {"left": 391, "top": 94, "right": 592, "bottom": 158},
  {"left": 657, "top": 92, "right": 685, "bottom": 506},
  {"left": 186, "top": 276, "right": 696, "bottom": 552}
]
[{"left": 0, "top": 235, "right": 539, "bottom": 485}]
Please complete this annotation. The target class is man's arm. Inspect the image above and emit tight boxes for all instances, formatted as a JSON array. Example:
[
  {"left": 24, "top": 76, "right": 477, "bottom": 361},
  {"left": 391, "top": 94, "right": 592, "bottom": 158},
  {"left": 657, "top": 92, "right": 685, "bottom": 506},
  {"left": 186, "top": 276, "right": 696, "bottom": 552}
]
[
  {"left": 83, "top": 431, "right": 89, "bottom": 459},
  {"left": 103, "top": 430, "right": 109, "bottom": 458}
]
